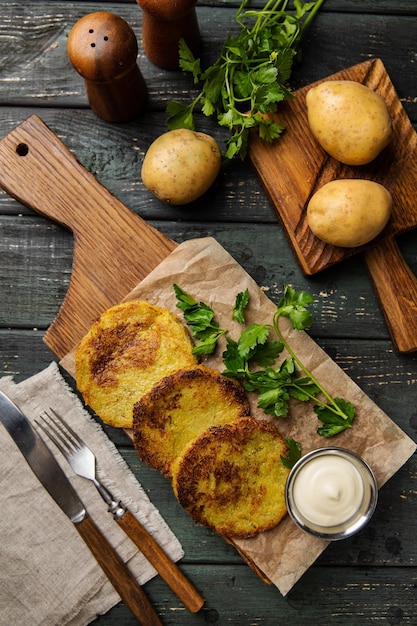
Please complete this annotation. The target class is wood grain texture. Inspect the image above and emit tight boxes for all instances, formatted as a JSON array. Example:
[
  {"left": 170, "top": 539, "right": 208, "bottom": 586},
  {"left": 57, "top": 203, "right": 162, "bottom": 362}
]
[
  {"left": 249, "top": 58, "right": 417, "bottom": 273},
  {"left": 75, "top": 515, "right": 162, "bottom": 625},
  {"left": 117, "top": 510, "right": 205, "bottom": 612},
  {"left": 87, "top": 563, "right": 417, "bottom": 625},
  {"left": 249, "top": 58, "right": 417, "bottom": 351},
  {"left": 0, "top": 115, "right": 177, "bottom": 357},
  {"left": 0, "top": 5, "right": 416, "bottom": 119}
]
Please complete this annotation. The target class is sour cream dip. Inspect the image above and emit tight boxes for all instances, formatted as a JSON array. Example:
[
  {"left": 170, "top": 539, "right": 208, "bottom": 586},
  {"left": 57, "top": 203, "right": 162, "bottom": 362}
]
[{"left": 285, "top": 448, "right": 378, "bottom": 540}]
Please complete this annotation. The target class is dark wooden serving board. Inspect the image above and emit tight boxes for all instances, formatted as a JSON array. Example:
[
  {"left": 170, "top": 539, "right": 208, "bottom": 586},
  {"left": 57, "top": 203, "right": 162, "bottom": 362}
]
[{"left": 249, "top": 58, "right": 417, "bottom": 353}]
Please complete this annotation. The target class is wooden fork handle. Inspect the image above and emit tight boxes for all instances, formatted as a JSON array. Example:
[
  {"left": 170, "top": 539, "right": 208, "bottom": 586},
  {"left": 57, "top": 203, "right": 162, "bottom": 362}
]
[
  {"left": 117, "top": 510, "right": 205, "bottom": 613},
  {"left": 75, "top": 515, "right": 162, "bottom": 625}
]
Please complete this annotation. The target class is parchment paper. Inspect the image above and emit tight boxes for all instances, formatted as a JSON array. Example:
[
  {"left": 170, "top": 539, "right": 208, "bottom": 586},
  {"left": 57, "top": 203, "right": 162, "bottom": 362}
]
[{"left": 62, "top": 237, "right": 416, "bottom": 596}]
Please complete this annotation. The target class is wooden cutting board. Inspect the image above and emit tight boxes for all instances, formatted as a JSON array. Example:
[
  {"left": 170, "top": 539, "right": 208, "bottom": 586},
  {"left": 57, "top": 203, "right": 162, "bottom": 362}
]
[
  {"left": 249, "top": 58, "right": 417, "bottom": 353},
  {"left": 0, "top": 114, "right": 177, "bottom": 359}
]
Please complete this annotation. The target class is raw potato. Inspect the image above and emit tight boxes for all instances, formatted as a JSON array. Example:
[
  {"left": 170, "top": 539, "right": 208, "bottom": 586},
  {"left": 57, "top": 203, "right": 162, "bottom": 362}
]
[
  {"left": 307, "top": 179, "right": 392, "bottom": 248},
  {"left": 306, "top": 80, "right": 392, "bottom": 165},
  {"left": 141, "top": 129, "right": 221, "bottom": 205}
]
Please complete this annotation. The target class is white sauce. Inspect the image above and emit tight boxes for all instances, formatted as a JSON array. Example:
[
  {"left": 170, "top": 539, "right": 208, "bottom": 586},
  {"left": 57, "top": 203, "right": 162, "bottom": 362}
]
[{"left": 292, "top": 454, "right": 364, "bottom": 527}]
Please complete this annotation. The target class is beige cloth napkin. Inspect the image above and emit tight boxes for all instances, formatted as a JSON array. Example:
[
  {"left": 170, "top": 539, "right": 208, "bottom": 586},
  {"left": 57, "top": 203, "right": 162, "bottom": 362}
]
[{"left": 0, "top": 362, "right": 183, "bottom": 626}]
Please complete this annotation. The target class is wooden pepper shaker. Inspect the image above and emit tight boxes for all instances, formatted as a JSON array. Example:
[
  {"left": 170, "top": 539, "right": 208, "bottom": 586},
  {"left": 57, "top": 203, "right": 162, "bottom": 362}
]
[
  {"left": 67, "top": 12, "right": 147, "bottom": 122},
  {"left": 136, "top": 0, "right": 200, "bottom": 70}
]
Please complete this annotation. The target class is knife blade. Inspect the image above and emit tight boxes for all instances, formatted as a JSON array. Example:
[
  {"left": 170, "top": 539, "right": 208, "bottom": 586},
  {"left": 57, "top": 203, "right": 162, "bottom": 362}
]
[{"left": 0, "top": 390, "right": 162, "bottom": 626}]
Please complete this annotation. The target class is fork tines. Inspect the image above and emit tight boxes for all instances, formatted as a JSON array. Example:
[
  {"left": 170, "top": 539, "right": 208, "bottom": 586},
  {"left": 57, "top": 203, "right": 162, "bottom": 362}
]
[{"left": 36, "top": 408, "right": 82, "bottom": 456}]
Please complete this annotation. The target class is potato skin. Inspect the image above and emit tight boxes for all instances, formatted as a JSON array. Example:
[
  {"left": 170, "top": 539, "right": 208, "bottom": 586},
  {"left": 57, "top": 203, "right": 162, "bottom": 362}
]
[
  {"left": 307, "top": 179, "right": 392, "bottom": 248},
  {"left": 141, "top": 129, "right": 221, "bottom": 205},
  {"left": 306, "top": 80, "right": 392, "bottom": 165}
]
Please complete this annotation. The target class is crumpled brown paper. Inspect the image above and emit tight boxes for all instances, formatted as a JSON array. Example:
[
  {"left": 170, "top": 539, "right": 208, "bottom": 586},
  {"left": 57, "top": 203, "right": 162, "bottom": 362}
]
[
  {"left": 0, "top": 362, "right": 183, "bottom": 625},
  {"left": 63, "top": 236, "right": 416, "bottom": 596}
]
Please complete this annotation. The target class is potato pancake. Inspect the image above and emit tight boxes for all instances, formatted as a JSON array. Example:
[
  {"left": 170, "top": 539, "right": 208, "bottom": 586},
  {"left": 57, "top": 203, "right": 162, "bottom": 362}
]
[
  {"left": 132, "top": 365, "right": 250, "bottom": 477},
  {"left": 75, "top": 300, "right": 197, "bottom": 428},
  {"left": 171, "top": 417, "right": 290, "bottom": 538}
]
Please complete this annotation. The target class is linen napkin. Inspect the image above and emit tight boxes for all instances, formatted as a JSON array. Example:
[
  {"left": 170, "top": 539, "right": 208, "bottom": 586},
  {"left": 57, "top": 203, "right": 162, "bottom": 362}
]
[{"left": 0, "top": 361, "right": 184, "bottom": 626}]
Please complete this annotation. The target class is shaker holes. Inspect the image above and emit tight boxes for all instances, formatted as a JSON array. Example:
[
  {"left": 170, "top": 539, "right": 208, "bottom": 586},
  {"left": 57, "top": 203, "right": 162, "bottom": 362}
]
[{"left": 88, "top": 29, "right": 110, "bottom": 47}]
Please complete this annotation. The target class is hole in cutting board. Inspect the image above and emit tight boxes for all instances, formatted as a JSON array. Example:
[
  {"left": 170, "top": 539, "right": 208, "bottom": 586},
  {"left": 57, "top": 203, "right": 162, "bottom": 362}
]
[{"left": 16, "top": 143, "right": 29, "bottom": 157}]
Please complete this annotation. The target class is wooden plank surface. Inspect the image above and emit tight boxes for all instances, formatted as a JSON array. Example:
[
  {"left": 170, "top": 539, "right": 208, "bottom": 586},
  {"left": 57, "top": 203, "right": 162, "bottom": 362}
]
[{"left": 0, "top": 0, "right": 416, "bottom": 624}]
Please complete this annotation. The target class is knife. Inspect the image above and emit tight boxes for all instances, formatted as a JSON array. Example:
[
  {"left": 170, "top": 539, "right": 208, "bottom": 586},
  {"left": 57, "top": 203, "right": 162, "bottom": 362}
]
[{"left": 0, "top": 390, "right": 162, "bottom": 626}]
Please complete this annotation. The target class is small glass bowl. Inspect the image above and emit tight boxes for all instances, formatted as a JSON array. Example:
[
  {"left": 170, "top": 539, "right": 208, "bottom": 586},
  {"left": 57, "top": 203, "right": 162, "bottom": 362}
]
[{"left": 285, "top": 447, "right": 378, "bottom": 541}]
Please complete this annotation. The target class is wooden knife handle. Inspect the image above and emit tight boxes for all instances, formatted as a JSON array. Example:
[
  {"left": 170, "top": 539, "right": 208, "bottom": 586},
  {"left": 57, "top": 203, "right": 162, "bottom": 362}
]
[
  {"left": 0, "top": 115, "right": 177, "bottom": 359},
  {"left": 365, "top": 237, "right": 417, "bottom": 353},
  {"left": 117, "top": 510, "right": 204, "bottom": 612},
  {"left": 75, "top": 515, "right": 162, "bottom": 626}
]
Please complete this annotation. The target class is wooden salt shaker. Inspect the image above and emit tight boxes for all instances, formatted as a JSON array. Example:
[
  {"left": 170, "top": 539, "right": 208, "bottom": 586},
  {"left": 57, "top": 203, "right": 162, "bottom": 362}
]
[
  {"left": 67, "top": 12, "right": 147, "bottom": 122},
  {"left": 136, "top": 0, "right": 201, "bottom": 70}
]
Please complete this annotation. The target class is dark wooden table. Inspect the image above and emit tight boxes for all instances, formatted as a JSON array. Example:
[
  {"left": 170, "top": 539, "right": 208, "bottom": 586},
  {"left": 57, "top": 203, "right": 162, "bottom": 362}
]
[{"left": 1, "top": 1, "right": 417, "bottom": 624}]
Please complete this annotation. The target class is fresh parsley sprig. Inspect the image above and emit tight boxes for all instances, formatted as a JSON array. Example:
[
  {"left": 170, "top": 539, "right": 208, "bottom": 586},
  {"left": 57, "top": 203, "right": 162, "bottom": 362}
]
[
  {"left": 167, "top": 0, "right": 326, "bottom": 159},
  {"left": 271, "top": 286, "right": 356, "bottom": 436},
  {"left": 173, "top": 284, "right": 227, "bottom": 356},
  {"left": 223, "top": 285, "right": 355, "bottom": 436}
]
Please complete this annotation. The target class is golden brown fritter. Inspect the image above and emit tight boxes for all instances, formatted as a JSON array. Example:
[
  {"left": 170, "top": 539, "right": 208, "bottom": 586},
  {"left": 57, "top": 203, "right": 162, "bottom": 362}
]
[
  {"left": 75, "top": 300, "right": 197, "bottom": 428},
  {"left": 171, "top": 417, "right": 289, "bottom": 538},
  {"left": 132, "top": 365, "right": 250, "bottom": 477}
]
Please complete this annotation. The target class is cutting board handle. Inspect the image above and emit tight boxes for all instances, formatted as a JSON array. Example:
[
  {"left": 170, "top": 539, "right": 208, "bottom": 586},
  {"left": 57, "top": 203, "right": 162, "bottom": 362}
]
[
  {"left": 365, "top": 238, "right": 417, "bottom": 353},
  {"left": 0, "top": 115, "right": 177, "bottom": 359}
]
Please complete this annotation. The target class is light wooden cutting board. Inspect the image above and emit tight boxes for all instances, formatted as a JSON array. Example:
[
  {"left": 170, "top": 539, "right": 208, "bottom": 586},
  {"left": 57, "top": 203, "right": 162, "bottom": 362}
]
[{"left": 0, "top": 114, "right": 178, "bottom": 359}]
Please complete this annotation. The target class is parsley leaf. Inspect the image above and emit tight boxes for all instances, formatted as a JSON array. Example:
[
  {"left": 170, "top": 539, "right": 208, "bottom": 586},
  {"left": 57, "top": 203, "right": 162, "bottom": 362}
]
[
  {"left": 165, "top": 101, "right": 196, "bottom": 131},
  {"left": 222, "top": 337, "right": 246, "bottom": 378},
  {"left": 281, "top": 437, "right": 302, "bottom": 469},
  {"left": 276, "top": 284, "right": 314, "bottom": 330},
  {"left": 178, "top": 38, "right": 201, "bottom": 81},
  {"left": 249, "top": 339, "right": 284, "bottom": 367},
  {"left": 232, "top": 288, "right": 250, "bottom": 324},
  {"left": 315, "top": 398, "right": 356, "bottom": 438},
  {"left": 173, "top": 284, "right": 227, "bottom": 355},
  {"left": 225, "top": 284, "right": 356, "bottom": 436},
  {"left": 238, "top": 323, "right": 270, "bottom": 358},
  {"left": 167, "top": 0, "right": 326, "bottom": 159}
]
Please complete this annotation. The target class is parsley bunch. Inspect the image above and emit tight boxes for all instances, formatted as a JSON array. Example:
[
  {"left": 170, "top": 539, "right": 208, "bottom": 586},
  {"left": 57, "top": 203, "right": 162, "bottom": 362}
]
[
  {"left": 174, "top": 283, "right": 355, "bottom": 438},
  {"left": 167, "top": 0, "right": 326, "bottom": 159},
  {"left": 223, "top": 286, "right": 356, "bottom": 437}
]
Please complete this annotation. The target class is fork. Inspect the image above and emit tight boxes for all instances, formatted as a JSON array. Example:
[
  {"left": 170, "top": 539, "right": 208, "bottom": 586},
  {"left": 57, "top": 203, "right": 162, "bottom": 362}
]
[{"left": 36, "top": 408, "right": 204, "bottom": 614}]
